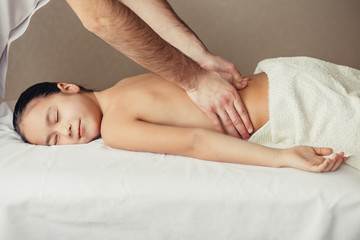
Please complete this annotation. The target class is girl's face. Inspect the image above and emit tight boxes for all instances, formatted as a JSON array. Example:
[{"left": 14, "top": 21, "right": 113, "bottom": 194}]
[{"left": 20, "top": 83, "right": 102, "bottom": 146}]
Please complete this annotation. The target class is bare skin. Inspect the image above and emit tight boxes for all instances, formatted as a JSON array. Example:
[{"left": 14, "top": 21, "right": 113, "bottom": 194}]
[
  {"left": 19, "top": 72, "right": 347, "bottom": 172},
  {"left": 99, "top": 72, "right": 268, "bottom": 135},
  {"left": 65, "top": 0, "right": 253, "bottom": 139}
]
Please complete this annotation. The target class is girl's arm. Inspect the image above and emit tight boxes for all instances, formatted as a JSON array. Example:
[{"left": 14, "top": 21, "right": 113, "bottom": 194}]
[{"left": 101, "top": 119, "right": 347, "bottom": 172}]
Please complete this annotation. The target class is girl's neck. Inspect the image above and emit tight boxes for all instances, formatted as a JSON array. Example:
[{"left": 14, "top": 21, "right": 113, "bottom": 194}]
[{"left": 86, "top": 91, "right": 103, "bottom": 115}]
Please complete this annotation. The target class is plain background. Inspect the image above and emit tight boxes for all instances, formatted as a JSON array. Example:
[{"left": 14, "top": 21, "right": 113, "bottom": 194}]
[{"left": 2, "top": 0, "right": 360, "bottom": 101}]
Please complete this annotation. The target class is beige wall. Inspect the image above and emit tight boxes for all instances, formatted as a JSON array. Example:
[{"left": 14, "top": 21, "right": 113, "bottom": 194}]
[{"left": 2, "top": 0, "right": 360, "bottom": 101}]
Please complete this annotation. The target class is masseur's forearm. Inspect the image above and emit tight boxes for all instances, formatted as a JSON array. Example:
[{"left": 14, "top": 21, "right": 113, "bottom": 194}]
[
  {"left": 120, "top": 0, "right": 208, "bottom": 65},
  {"left": 190, "top": 129, "right": 281, "bottom": 168},
  {"left": 66, "top": 0, "right": 205, "bottom": 90}
]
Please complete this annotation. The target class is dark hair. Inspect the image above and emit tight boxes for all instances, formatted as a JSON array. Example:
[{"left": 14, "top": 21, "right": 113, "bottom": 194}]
[{"left": 13, "top": 82, "right": 92, "bottom": 142}]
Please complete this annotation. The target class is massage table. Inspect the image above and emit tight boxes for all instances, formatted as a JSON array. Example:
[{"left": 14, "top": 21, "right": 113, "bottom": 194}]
[{"left": 1, "top": 101, "right": 360, "bottom": 239}]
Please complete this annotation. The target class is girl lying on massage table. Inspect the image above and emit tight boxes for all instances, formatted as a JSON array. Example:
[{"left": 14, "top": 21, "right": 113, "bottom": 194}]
[{"left": 13, "top": 57, "right": 359, "bottom": 173}]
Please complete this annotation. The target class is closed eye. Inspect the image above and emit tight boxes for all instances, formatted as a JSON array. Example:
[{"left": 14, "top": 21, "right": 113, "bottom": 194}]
[{"left": 55, "top": 134, "right": 58, "bottom": 145}]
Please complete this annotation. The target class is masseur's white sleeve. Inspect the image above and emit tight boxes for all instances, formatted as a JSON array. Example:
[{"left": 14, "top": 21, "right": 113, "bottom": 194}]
[{"left": 0, "top": 0, "right": 50, "bottom": 98}]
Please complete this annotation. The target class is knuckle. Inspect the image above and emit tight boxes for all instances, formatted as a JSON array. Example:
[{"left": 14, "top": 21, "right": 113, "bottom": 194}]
[
  {"left": 223, "top": 118, "right": 233, "bottom": 126},
  {"left": 229, "top": 64, "right": 237, "bottom": 72},
  {"left": 232, "top": 118, "right": 242, "bottom": 126},
  {"left": 234, "top": 98, "right": 243, "bottom": 107},
  {"left": 239, "top": 107, "right": 248, "bottom": 115},
  {"left": 209, "top": 105, "right": 217, "bottom": 112},
  {"left": 233, "top": 117, "right": 246, "bottom": 126},
  {"left": 225, "top": 74, "right": 233, "bottom": 81},
  {"left": 228, "top": 89, "right": 238, "bottom": 97},
  {"left": 213, "top": 96, "right": 223, "bottom": 104},
  {"left": 222, "top": 97, "right": 231, "bottom": 105}
]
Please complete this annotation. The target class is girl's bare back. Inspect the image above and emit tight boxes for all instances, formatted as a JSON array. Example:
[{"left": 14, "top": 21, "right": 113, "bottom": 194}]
[{"left": 100, "top": 72, "right": 269, "bottom": 136}]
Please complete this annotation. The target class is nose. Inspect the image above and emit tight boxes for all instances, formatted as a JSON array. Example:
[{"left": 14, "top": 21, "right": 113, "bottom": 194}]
[{"left": 59, "top": 124, "right": 72, "bottom": 137}]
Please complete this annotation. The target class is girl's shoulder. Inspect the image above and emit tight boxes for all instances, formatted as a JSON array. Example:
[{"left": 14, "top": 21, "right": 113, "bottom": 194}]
[{"left": 113, "top": 73, "right": 159, "bottom": 88}]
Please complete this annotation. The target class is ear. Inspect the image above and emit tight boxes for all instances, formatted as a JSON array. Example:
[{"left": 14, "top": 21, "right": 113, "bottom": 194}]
[{"left": 57, "top": 83, "right": 81, "bottom": 93}]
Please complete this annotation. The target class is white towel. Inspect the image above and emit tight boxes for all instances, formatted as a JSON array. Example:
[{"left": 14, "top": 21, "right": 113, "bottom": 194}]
[{"left": 249, "top": 57, "right": 360, "bottom": 170}]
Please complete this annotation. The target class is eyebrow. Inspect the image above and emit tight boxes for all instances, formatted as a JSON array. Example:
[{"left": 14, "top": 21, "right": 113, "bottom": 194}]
[{"left": 45, "top": 106, "right": 51, "bottom": 146}]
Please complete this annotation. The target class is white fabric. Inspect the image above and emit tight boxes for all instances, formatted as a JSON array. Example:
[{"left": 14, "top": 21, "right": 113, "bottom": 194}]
[
  {"left": 250, "top": 57, "right": 360, "bottom": 170},
  {"left": 1, "top": 102, "right": 360, "bottom": 240},
  {"left": 0, "top": 0, "right": 50, "bottom": 97}
]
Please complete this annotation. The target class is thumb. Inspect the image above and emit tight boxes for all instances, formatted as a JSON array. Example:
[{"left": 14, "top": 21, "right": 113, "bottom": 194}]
[
  {"left": 233, "top": 76, "right": 250, "bottom": 89},
  {"left": 313, "top": 147, "right": 333, "bottom": 156},
  {"left": 233, "top": 80, "right": 248, "bottom": 89}
]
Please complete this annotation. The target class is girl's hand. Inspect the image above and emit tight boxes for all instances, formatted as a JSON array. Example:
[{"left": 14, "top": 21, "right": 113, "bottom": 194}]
[{"left": 280, "top": 146, "right": 348, "bottom": 172}]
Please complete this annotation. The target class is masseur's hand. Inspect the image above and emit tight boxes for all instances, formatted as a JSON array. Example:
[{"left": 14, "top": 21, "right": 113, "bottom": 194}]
[
  {"left": 280, "top": 146, "right": 348, "bottom": 172},
  {"left": 198, "top": 53, "right": 249, "bottom": 89},
  {"left": 187, "top": 70, "right": 253, "bottom": 139}
]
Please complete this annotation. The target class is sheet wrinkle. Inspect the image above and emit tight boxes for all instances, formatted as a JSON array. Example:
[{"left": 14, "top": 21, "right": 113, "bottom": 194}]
[{"left": 1, "top": 95, "right": 360, "bottom": 239}]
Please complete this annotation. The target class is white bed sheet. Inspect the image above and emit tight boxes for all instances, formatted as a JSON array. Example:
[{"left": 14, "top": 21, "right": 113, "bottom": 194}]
[{"left": 1, "top": 101, "right": 360, "bottom": 240}]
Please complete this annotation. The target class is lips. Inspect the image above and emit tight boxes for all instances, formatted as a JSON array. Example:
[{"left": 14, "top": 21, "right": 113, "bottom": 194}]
[{"left": 78, "top": 119, "right": 82, "bottom": 138}]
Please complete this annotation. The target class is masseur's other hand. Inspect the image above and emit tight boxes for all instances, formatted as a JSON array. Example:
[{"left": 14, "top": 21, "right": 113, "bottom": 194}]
[
  {"left": 199, "top": 53, "right": 249, "bottom": 90},
  {"left": 281, "top": 146, "right": 348, "bottom": 172},
  {"left": 187, "top": 71, "right": 253, "bottom": 139}
]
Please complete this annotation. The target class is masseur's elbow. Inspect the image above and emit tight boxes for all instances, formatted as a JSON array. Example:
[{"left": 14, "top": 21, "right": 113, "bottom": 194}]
[
  {"left": 76, "top": 4, "right": 119, "bottom": 35},
  {"left": 81, "top": 15, "right": 110, "bottom": 35},
  {"left": 66, "top": 0, "right": 111, "bottom": 33}
]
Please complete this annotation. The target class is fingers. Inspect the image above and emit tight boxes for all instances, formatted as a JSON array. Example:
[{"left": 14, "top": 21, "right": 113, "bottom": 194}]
[
  {"left": 206, "top": 101, "right": 252, "bottom": 139},
  {"left": 215, "top": 94, "right": 253, "bottom": 139},
  {"left": 312, "top": 152, "right": 346, "bottom": 172},
  {"left": 218, "top": 72, "right": 249, "bottom": 90},
  {"left": 332, "top": 153, "right": 346, "bottom": 171},
  {"left": 186, "top": 71, "right": 253, "bottom": 139},
  {"left": 310, "top": 158, "right": 332, "bottom": 172},
  {"left": 206, "top": 112, "right": 225, "bottom": 135},
  {"left": 205, "top": 85, "right": 253, "bottom": 139},
  {"left": 217, "top": 63, "right": 246, "bottom": 85},
  {"left": 326, "top": 152, "right": 345, "bottom": 172},
  {"left": 218, "top": 72, "right": 235, "bottom": 83},
  {"left": 200, "top": 54, "right": 247, "bottom": 85},
  {"left": 313, "top": 147, "right": 333, "bottom": 156},
  {"left": 214, "top": 58, "right": 240, "bottom": 78},
  {"left": 220, "top": 108, "right": 248, "bottom": 139},
  {"left": 233, "top": 78, "right": 248, "bottom": 90},
  {"left": 234, "top": 97, "right": 253, "bottom": 136},
  {"left": 216, "top": 110, "right": 241, "bottom": 138}
]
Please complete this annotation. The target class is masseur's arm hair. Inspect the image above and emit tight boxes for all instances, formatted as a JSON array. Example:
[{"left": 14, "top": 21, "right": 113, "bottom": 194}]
[
  {"left": 65, "top": 0, "right": 206, "bottom": 90},
  {"left": 120, "top": 0, "right": 209, "bottom": 65}
]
